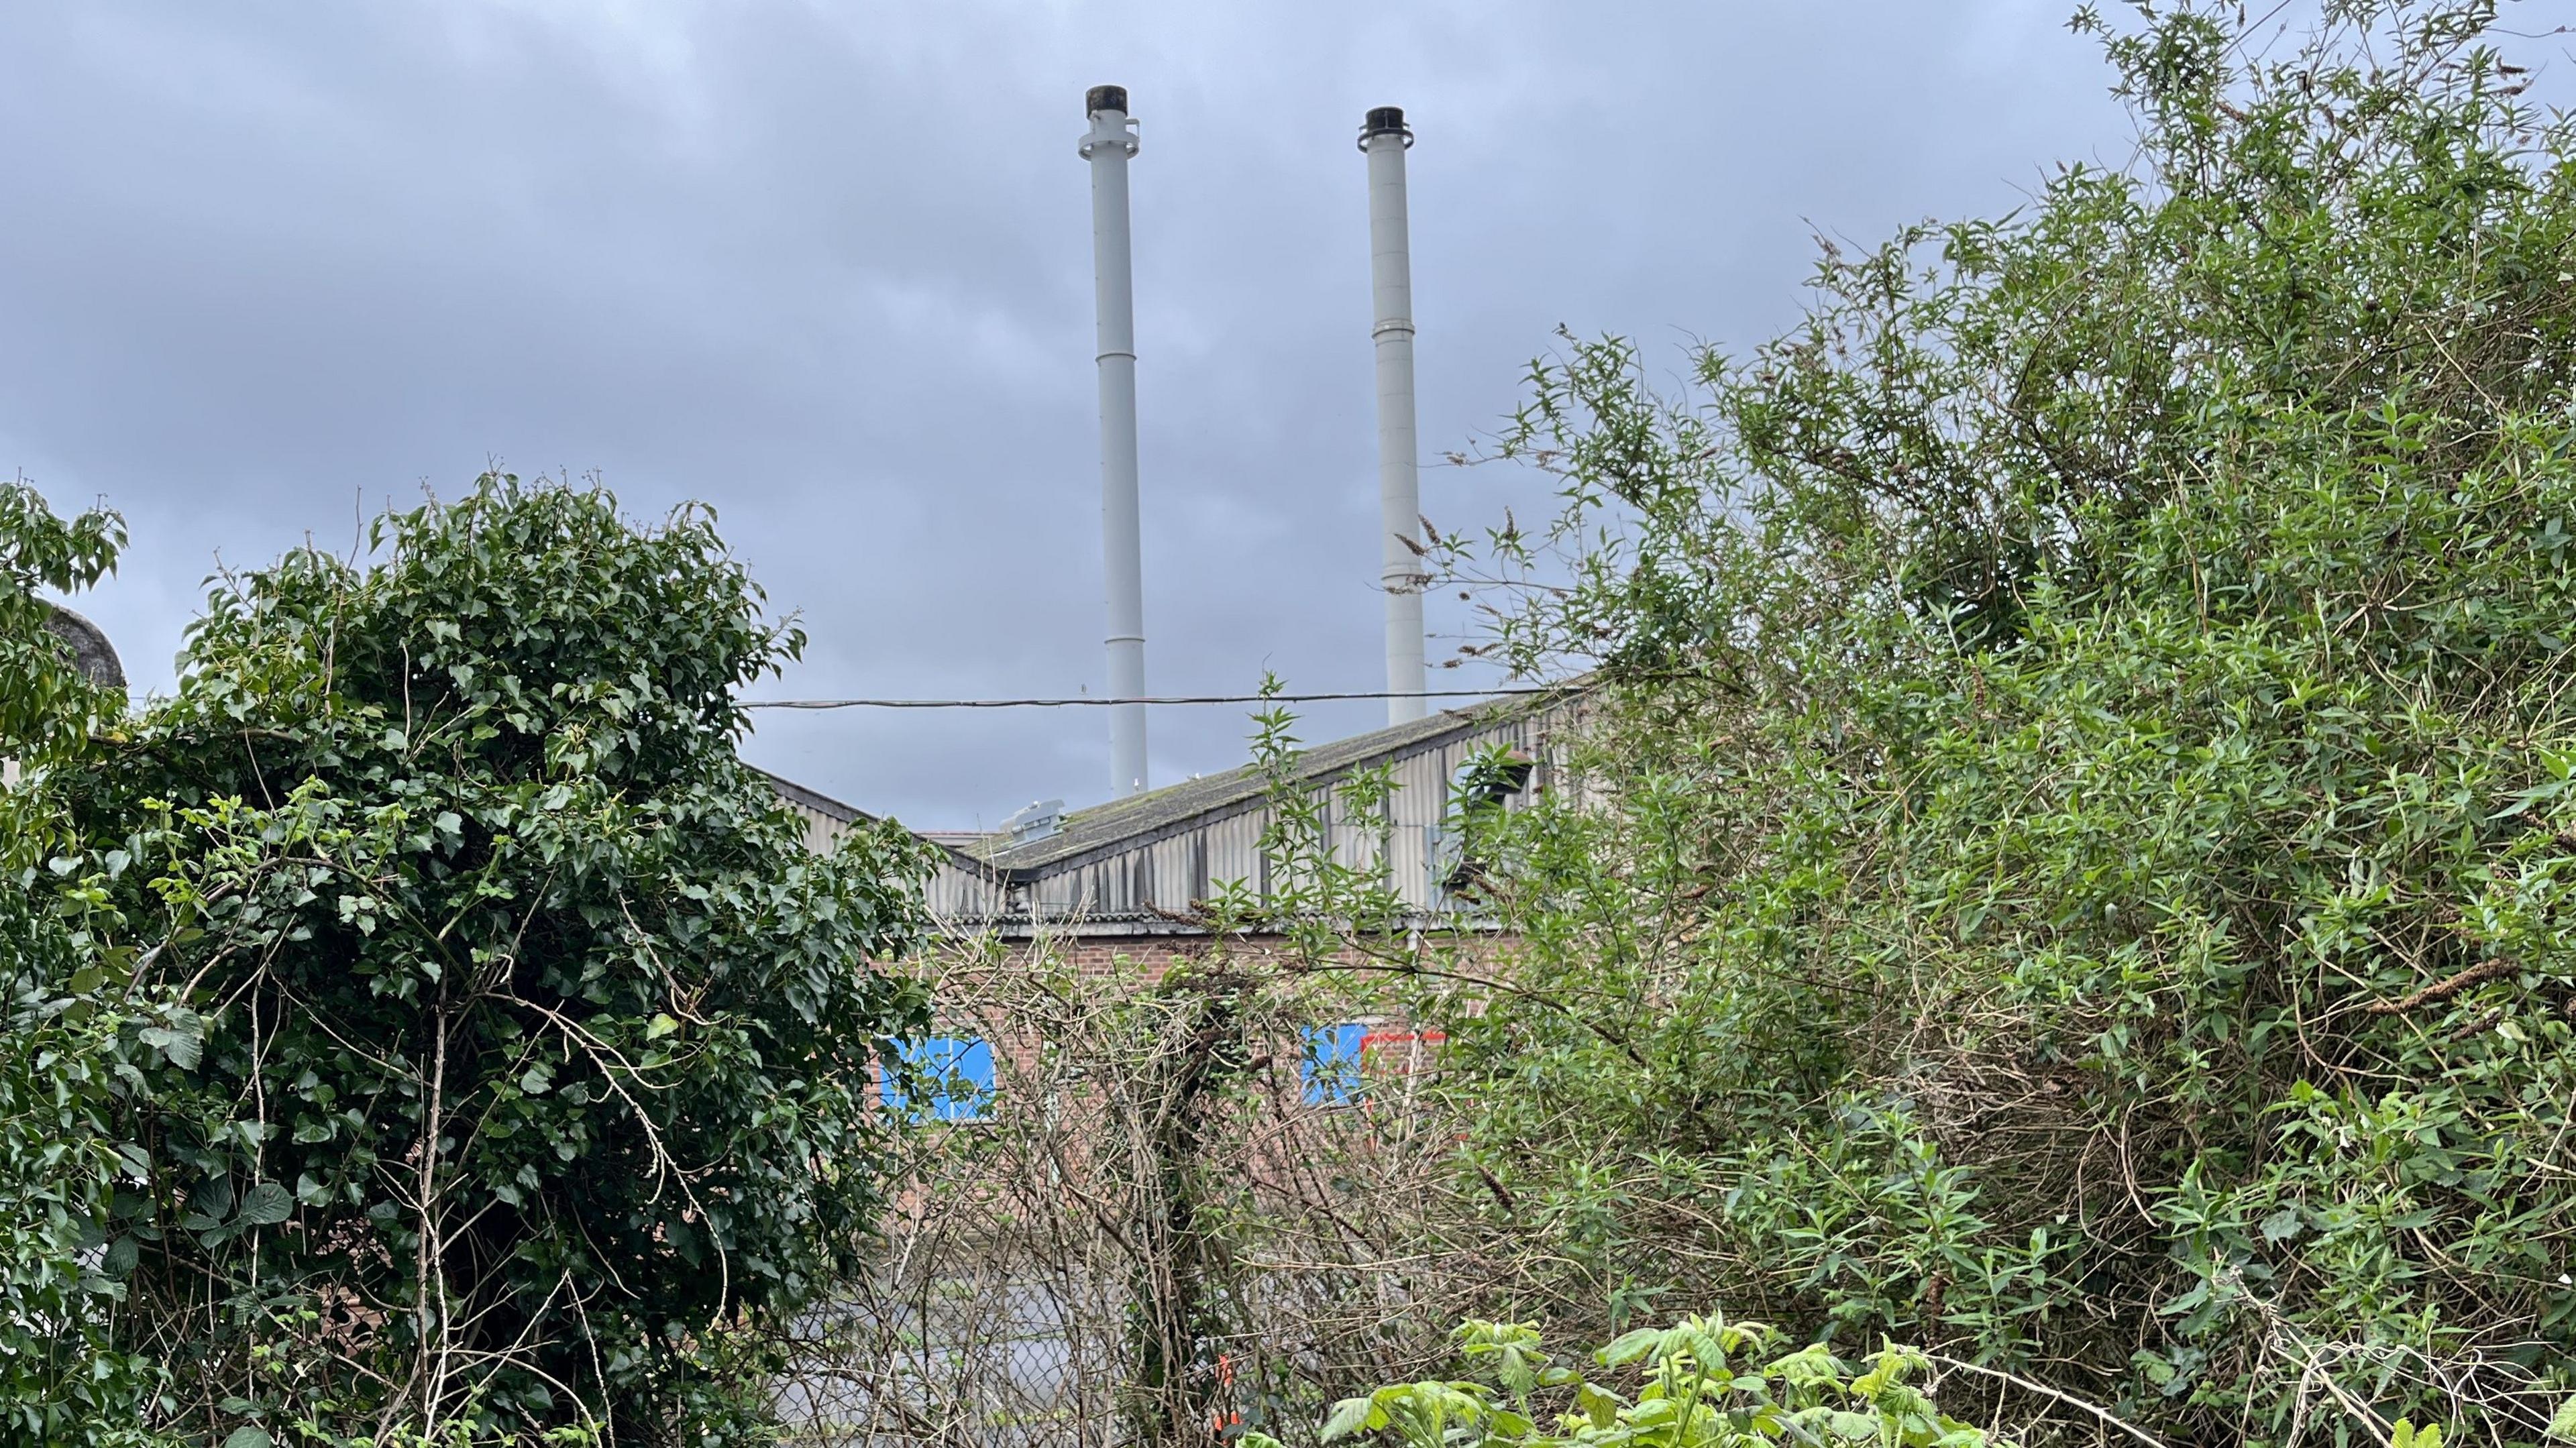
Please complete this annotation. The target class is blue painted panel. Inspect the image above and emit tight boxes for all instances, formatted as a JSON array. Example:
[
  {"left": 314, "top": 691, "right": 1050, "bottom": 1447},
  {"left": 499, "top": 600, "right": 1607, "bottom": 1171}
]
[
  {"left": 881, "top": 1036, "right": 996, "bottom": 1122},
  {"left": 1301, "top": 1022, "right": 1367, "bottom": 1107}
]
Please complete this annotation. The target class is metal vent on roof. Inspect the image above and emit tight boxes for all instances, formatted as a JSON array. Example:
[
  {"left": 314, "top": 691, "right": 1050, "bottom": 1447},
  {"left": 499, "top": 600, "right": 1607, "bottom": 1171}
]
[{"left": 1002, "top": 799, "right": 1067, "bottom": 845}]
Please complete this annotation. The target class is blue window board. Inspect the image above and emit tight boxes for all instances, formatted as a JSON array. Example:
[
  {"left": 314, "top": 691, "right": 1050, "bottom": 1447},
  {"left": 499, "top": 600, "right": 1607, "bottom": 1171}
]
[
  {"left": 1302, "top": 1022, "right": 1368, "bottom": 1107},
  {"left": 881, "top": 1036, "right": 996, "bottom": 1122}
]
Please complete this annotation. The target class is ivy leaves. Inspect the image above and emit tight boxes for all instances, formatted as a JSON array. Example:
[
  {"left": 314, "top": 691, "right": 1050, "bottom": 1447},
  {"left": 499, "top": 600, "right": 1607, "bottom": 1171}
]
[
  {"left": 180, "top": 1177, "right": 292, "bottom": 1248},
  {"left": 34, "top": 475, "right": 930, "bottom": 1443},
  {"left": 0, "top": 482, "right": 125, "bottom": 761},
  {"left": 135, "top": 1004, "right": 203, "bottom": 1070},
  {"left": 0, "top": 483, "right": 164, "bottom": 1445}
]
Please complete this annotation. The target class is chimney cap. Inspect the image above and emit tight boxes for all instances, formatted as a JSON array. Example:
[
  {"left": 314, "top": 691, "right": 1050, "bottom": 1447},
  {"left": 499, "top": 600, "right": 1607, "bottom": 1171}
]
[
  {"left": 1359, "top": 105, "right": 1413, "bottom": 150},
  {"left": 1086, "top": 84, "right": 1129, "bottom": 116}
]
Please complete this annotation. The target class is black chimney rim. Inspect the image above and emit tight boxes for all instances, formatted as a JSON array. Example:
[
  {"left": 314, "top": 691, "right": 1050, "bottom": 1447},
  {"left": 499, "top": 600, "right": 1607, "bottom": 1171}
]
[
  {"left": 1087, "top": 84, "right": 1129, "bottom": 117},
  {"left": 1358, "top": 105, "right": 1413, "bottom": 150}
]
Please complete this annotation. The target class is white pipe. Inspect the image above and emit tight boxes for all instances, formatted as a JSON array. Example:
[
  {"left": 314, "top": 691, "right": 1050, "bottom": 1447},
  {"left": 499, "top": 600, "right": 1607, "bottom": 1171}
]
[
  {"left": 1362, "top": 106, "right": 1428, "bottom": 726},
  {"left": 1082, "top": 85, "right": 1149, "bottom": 796}
]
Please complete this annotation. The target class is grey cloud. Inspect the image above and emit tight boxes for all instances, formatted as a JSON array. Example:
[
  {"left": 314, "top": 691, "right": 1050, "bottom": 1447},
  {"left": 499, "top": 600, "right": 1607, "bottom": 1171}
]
[{"left": 3, "top": 0, "right": 2130, "bottom": 828}]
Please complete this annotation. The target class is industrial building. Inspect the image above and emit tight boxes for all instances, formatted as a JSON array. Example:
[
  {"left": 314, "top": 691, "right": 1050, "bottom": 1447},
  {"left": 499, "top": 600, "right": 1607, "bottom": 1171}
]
[
  {"left": 766, "top": 86, "right": 1585, "bottom": 960},
  {"left": 768, "top": 685, "right": 1582, "bottom": 943}
]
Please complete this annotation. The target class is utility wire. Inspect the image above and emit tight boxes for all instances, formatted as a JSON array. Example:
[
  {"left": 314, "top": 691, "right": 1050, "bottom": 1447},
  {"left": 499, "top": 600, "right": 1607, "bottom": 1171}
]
[{"left": 740, "top": 685, "right": 1570, "bottom": 711}]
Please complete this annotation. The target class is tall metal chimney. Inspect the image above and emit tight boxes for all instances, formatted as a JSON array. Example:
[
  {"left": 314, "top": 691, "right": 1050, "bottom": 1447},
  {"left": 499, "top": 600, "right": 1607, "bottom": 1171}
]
[
  {"left": 1083, "top": 85, "right": 1150, "bottom": 796},
  {"left": 1362, "top": 105, "right": 1428, "bottom": 726}
]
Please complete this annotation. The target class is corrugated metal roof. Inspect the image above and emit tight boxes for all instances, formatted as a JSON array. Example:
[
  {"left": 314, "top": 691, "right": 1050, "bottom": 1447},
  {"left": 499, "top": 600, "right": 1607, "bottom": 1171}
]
[
  {"left": 757, "top": 767, "right": 865, "bottom": 825},
  {"left": 959, "top": 689, "right": 1566, "bottom": 874},
  {"left": 757, "top": 683, "right": 1589, "bottom": 924},
  {"left": 751, "top": 767, "right": 998, "bottom": 877}
]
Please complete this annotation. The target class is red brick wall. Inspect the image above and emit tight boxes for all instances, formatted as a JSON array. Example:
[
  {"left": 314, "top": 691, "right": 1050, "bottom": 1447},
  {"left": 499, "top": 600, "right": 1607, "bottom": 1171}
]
[
  {"left": 878, "top": 928, "right": 1483, "bottom": 1124},
  {"left": 875, "top": 929, "right": 1466, "bottom": 1240}
]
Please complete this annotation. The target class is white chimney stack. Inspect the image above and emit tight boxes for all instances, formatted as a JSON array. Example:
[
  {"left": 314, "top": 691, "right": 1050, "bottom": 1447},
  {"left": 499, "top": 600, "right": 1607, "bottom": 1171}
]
[
  {"left": 1362, "top": 105, "right": 1428, "bottom": 726},
  {"left": 1082, "top": 85, "right": 1150, "bottom": 796}
]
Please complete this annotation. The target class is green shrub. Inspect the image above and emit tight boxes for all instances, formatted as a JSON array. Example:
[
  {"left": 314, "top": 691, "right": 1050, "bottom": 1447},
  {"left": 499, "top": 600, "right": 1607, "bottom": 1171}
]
[
  {"left": 0, "top": 482, "right": 164, "bottom": 1447},
  {"left": 1421, "top": 3, "right": 2576, "bottom": 1441},
  {"left": 10, "top": 476, "right": 930, "bottom": 1445},
  {"left": 1283, "top": 1317, "right": 2006, "bottom": 1448}
]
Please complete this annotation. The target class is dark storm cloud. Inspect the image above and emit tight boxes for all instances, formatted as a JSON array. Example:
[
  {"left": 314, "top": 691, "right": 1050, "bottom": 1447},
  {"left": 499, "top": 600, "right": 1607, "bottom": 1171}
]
[{"left": 2, "top": 1, "right": 2129, "bottom": 828}]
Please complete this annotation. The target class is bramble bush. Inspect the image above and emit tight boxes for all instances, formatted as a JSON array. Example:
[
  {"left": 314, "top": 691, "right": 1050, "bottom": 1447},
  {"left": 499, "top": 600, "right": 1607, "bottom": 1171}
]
[{"left": 1414, "top": 2, "right": 2576, "bottom": 1443}]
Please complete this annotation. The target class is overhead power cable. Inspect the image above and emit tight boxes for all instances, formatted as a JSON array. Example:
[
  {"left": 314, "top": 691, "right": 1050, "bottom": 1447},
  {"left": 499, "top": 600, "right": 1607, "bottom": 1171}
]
[{"left": 740, "top": 685, "right": 1569, "bottom": 712}]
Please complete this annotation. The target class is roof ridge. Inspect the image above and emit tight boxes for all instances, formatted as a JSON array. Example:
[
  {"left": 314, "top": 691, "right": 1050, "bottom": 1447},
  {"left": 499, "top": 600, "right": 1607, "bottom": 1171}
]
[{"left": 963, "top": 687, "right": 1576, "bottom": 871}]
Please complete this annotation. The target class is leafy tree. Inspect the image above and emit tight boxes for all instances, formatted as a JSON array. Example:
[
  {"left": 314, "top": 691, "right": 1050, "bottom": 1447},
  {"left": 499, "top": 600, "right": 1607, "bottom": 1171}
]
[
  {"left": 0, "top": 483, "right": 164, "bottom": 1445},
  {"left": 21, "top": 475, "right": 928, "bottom": 1445},
  {"left": 1424, "top": 2, "right": 2576, "bottom": 1441},
  {"left": 0, "top": 482, "right": 125, "bottom": 760}
]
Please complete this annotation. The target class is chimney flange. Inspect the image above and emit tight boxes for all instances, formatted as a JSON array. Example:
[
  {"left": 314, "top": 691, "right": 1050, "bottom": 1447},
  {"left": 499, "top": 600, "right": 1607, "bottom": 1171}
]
[{"left": 1358, "top": 105, "right": 1413, "bottom": 150}]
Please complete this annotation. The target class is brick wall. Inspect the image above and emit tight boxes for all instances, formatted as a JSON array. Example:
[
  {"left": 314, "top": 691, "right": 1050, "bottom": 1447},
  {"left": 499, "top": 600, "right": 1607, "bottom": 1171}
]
[{"left": 875, "top": 926, "right": 1483, "bottom": 1143}]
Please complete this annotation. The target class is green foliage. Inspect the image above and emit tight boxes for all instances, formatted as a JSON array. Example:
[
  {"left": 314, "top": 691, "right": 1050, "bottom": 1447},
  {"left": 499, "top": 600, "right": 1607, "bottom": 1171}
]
[
  {"left": 0, "top": 480, "right": 125, "bottom": 759},
  {"left": 10, "top": 475, "right": 930, "bottom": 1445},
  {"left": 1203, "top": 675, "right": 1417, "bottom": 950},
  {"left": 1283, "top": 1315, "right": 2002, "bottom": 1448},
  {"left": 0, "top": 482, "right": 164, "bottom": 1447},
  {"left": 1423, "top": 3, "right": 2576, "bottom": 1443}
]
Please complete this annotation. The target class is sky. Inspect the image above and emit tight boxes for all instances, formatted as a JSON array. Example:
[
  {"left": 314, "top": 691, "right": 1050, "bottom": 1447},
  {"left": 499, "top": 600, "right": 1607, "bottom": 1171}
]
[{"left": 1, "top": 0, "right": 2144, "bottom": 830}]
